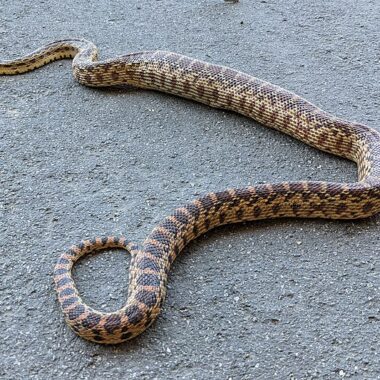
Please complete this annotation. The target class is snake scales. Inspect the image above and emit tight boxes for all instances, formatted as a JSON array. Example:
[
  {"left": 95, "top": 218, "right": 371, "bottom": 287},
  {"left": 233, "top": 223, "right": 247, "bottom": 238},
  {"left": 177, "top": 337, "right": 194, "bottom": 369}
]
[{"left": 1, "top": 38, "right": 380, "bottom": 344}]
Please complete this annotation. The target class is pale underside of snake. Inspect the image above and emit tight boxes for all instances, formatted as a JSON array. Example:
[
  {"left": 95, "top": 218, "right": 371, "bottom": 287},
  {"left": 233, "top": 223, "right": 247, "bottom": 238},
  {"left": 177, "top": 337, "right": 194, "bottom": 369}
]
[{"left": 1, "top": 38, "right": 379, "bottom": 344}]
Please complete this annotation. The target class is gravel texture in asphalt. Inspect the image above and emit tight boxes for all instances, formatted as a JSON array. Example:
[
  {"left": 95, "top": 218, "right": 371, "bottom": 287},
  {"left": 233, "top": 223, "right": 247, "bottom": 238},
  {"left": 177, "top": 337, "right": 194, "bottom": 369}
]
[{"left": 0, "top": 1, "right": 379, "bottom": 379}]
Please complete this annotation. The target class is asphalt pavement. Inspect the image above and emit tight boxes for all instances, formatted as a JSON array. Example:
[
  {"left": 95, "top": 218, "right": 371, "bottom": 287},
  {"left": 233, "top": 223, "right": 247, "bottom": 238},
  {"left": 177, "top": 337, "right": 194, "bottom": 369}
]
[{"left": 0, "top": 1, "right": 379, "bottom": 379}]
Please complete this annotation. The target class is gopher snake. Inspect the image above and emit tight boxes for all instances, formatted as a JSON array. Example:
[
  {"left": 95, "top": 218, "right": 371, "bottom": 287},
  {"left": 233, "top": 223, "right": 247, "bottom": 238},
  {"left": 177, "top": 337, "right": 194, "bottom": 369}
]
[{"left": 1, "top": 38, "right": 379, "bottom": 344}]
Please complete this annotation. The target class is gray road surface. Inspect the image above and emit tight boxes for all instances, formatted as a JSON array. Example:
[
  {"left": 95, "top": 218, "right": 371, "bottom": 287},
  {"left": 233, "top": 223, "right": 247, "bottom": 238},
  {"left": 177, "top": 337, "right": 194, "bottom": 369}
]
[{"left": 0, "top": 1, "right": 379, "bottom": 379}]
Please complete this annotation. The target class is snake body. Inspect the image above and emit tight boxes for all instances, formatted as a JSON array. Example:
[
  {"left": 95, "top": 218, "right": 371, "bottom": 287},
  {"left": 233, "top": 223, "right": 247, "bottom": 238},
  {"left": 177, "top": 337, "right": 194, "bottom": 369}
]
[{"left": 1, "top": 39, "right": 380, "bottom": 344}]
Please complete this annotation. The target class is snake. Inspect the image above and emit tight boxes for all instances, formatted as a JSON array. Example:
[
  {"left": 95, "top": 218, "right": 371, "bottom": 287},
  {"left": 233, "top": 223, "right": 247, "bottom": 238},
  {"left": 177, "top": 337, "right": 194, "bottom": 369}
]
[{"left": 1, "top": 38, "right": 379, "bottom": 344}]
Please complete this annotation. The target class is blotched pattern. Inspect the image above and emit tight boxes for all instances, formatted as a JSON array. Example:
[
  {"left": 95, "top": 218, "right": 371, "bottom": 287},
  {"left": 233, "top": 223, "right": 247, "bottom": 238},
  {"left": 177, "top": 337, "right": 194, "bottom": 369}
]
[{"left": 1, "top": 39, "right": 380, "bottom": 344}]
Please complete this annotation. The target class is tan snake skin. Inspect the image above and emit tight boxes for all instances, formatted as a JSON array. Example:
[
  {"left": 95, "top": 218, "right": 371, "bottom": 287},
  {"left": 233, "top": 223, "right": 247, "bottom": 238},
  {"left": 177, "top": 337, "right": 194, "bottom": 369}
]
[{"left": 1, "top": 38, "right": 380, "bottom": 344}]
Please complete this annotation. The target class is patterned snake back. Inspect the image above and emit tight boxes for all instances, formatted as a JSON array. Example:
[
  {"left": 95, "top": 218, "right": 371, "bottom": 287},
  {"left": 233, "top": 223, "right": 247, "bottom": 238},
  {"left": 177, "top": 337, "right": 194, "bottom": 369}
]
[{"left": 1, "top": 39, "right": 379, "bottom": 344}]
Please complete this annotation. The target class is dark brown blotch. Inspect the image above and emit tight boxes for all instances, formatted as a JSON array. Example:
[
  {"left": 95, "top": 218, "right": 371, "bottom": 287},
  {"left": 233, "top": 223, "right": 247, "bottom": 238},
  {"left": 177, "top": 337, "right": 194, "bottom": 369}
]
[
  {"left": 111, "top": 71, "right": 119, "bottom": 80},
  {"left": 160, "top": 219, "right": 179, "bottom": 235},
  {"left": 59, "top": 287, "right": 75, "bottom": 298},
  {"left": 363, "top": 202, "right": 374, "bottom": 213},
  {"left": 171, "top": 76, "right": 178, "bottom": 88},
  {"left": 301, "top": 192, "right": 312, "bottom": 201},
  {"left": 54, "top": 268, "right": 68, "bottom": 276},
  {"left": 81, "top": 313, "right": 101, "bottom": 329},
  {"left": 149, "top": 231, "right": 172, "bottom": 247},
  {"left": 67, "top": 304, "right": 86, "bottom": 320},
  {"left": 326, "top": 183, "right": 344, "bottom": 197},
  {"left": 236, "top": 208, "right": 244, "bottom": 220},
  {"left": 274, "top": 183, "right": 290, "bottom": 194},
  {"left": 144, "top": 243, "right": 166, "bottom": 258},
  {"left": 289, "top": 183, "right": 305, "bottom": 193},
  {"left": 292, "top": 204, "right": 301, "bottom": 213},
  {"left": 95, "top": 73, "right": 104, "bottom": 82},
  {"left": 124, "top": 304, "right": 143, "bottom": 326},
  {"left": 62, "top": 297, "right": 79, "bottom": 310},
  {"left": 215, "top": 190, "right": 233, "bottom": 204},
  {"left": 199, "top": 194, "right": 215, "bottom": 210},
  {"left": 184, "top": 202, "right": 201, "bottom": 219},
  {"left": 136, "top": 273, "right": 161, "bottom": 287},
  {"left": 253, "top": 206, "right": 262, "bottom": 218},
  {"left": 336, "top": 203, "right": 348, "bottom": 213},
  {"left": 104, "top": 315, "right": 121, "bottom": 334},
  {"left": 183, "top": 79, "right": 190, "bottom": 93},
  {"left": 135, "top": 290, "right": 157, "bottom": 308},
  {"left": 197, "top": 84, "right": 205, "bottom": 97},
  {"left": 173, "top": 210, "right": 190, "bottom": 225},
  {"left": 57, "top": 257, "right": 69, "bottom": 265},
  {"left": 56, "top": 277, "right": 71, "bottom": 288},
  {"left": 136, "top": 256, "right": 160, "bottom": 272}
]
